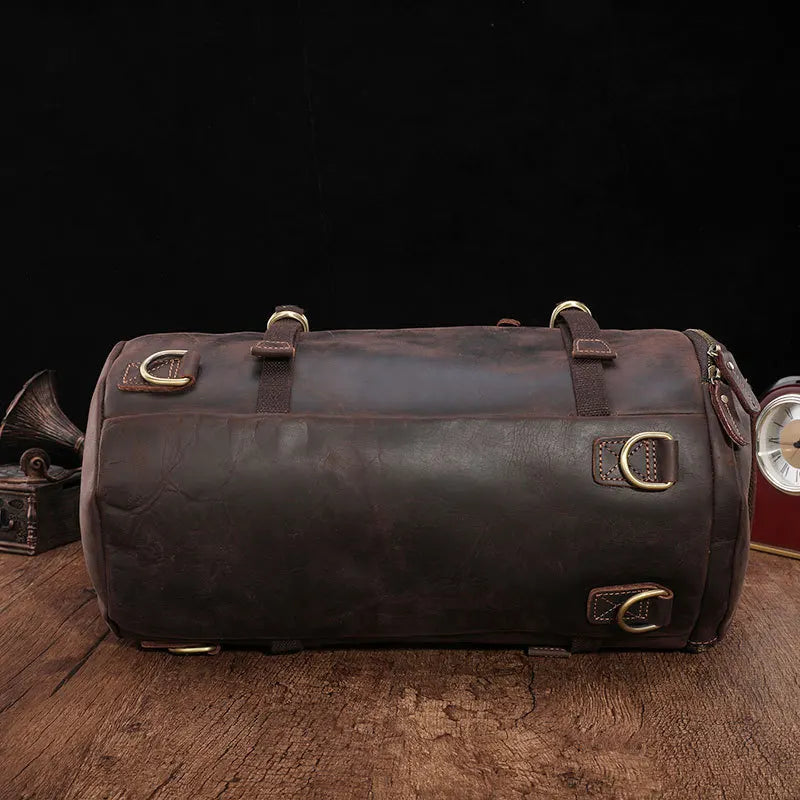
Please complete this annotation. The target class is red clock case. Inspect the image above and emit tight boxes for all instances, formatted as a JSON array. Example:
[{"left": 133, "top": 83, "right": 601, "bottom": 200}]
[{"left": 751, "top": 378, "right": 800, "bottom": 558}]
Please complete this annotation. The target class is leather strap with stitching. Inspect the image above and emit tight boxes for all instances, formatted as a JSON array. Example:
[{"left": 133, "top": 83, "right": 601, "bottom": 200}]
[
  {"left": 593, "top": 436, "right": 679, "bottom": 487},
  {"left": 117, "top": 351, "right": 201, "bottom": 393},
  {"left": 252, "top": 305, "right": 306, "bottom": 413},
  {"left": 557, "top": 308, "right": 616, "bottom": 416},
  {"left": 587, "top": 583, "right": 674, "bottom": 628}
]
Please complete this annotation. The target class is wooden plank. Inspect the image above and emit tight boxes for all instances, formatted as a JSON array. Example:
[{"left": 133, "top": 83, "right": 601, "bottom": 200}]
[{"left": 0, "top": 544, "right": 797, "bottom": 800}]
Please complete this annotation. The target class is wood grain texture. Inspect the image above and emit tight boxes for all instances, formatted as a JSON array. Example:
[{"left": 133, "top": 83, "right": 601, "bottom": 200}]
[{"left": 0, "top": 544, "right": 797, "bottom": 800}]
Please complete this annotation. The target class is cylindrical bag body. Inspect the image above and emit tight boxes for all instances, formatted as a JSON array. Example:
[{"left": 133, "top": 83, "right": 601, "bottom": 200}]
[{"left": 80, "top": 304, "right": 758, "bottom": 654}]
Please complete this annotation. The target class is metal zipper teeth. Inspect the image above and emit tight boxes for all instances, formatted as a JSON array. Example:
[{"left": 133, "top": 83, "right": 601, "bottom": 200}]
[{"left": 686, "top": 328, "right": 721, "bottom": 384}]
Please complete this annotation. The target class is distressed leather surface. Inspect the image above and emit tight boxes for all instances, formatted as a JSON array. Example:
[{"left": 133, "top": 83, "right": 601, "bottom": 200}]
[
  {"left": 100, "top": 327, "right": 704, "bottom": 418},
  {"left": 92, "top": 412, "right": 711, "bottom": 647},
  {"left": 80, "top": 323, "right": 754, "bottom": 652}
]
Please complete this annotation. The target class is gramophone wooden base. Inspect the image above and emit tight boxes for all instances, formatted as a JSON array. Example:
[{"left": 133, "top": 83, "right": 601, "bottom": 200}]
[{"left": 0, "top": 465, "right": 81, "bottom": 556}]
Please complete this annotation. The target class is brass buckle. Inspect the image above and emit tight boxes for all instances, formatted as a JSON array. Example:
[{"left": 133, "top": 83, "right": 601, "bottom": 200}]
[
  {"left": 548, "top": 300, "right": 592, "bottom": 328},
  {"left": 618, "top": 431, "right": 675, "bottom": 491},
  {"left": 167, "top": 645, "right": 220, "bottom": 655},
  {"left": 267, "top": 310, "right": 309, "bottom": 332},
  {"left": 139, "top": 350, "right": 190, "bottom": 387},
  {"left": 616, "top": 588, "right": 669, "bottom": 634}
]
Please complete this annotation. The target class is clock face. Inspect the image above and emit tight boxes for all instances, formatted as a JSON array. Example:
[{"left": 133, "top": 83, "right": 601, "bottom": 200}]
[{"left": 756, "top": 393, "right": 800, "bottom": 494}]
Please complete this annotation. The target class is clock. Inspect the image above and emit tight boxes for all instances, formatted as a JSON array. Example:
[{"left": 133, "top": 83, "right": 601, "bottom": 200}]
[{"left": 751, "top": 377, "right": 800, "bottom": 559}]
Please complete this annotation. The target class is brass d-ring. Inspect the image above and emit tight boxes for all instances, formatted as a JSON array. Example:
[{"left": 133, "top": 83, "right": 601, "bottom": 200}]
[
  {"left": 267, "top": 310, "right": 309, "bottom": 332},
  {"left": 616, "top": 588, "right": 669, "bottom": 634},
  {"left": 619, "top": 431, "right": 675, "bottom": 491},
  {"left": 549, "top": 300, "right": 592, "bottom": 328},
  {"left": 139, "top": 350, "right": 190, "bottom": 387}
]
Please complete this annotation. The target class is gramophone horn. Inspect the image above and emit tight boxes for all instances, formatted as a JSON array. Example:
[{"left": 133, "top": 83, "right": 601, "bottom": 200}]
[{"left": 0, "top": 370, "right": 84, "bottom": 461}]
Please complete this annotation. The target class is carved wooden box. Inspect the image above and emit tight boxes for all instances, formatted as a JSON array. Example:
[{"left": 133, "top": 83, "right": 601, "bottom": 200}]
[{"left": 0, "top": 464, "right": 81, "bottom": 555}]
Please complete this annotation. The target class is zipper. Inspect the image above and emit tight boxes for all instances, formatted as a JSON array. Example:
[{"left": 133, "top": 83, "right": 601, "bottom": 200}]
[
  {"left": 685, "top": 327, "right": 759, "bottom": 447},
  {"left": 686, "top": 329, "right": 722, "bottom": 384}
]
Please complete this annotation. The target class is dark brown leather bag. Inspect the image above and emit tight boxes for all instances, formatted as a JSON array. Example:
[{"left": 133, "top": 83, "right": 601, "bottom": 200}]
[{"left": 80, "top": 301, "right": 759, "bottom": 655}]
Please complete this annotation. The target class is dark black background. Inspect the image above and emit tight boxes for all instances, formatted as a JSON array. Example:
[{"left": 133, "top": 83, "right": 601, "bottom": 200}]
[{"left": 3, "top": 2, "right": 792, "bottom": 428}]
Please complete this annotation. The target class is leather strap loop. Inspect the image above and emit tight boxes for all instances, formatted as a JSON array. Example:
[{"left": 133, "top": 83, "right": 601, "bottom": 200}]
[
  {"left": 117, "top": 350, "right": 200, "bottom": 393},
  {"left": 587, "top": 583, "right": 673, "bottom": 630},
  {"left": 252, "top": 304, "right": 306, "bottom": 413},
  {"left": 593, "top": 435, "right": 679, "bottom": 488},
  {"left": 557, "top": 307, "right": 615, "bottom": 416}
]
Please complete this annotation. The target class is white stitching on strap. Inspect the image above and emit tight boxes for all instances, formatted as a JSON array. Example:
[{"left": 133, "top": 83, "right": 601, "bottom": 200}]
[{"left": 592, "top": 590, "right": 650, "bottom": 622}]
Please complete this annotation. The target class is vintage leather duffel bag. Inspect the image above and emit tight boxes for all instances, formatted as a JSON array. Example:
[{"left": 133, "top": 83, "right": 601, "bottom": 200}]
[{"left": 80, "top": 301, "right": 759, "bottom": 656}]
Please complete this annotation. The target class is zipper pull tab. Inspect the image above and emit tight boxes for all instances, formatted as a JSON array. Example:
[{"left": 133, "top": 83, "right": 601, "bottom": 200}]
[
  {"left": 708, "top": 343, "right": 760, "bottom": 416},
  {"left": 707, "top": 344, "right": 722, "bottom": 384}
]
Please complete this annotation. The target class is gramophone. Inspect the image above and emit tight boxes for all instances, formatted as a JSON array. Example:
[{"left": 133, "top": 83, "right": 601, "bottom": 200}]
[{"left": 0, "top": 371, "right": 84, "bottom": 555}]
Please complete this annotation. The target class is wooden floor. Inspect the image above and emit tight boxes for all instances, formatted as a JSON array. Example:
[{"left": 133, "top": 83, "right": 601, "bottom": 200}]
[{"left": 0, "top": 544, "right": 798, "bottom": 800}]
